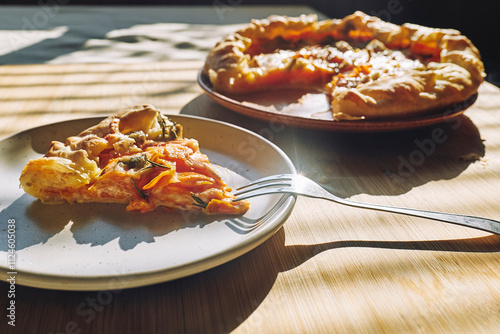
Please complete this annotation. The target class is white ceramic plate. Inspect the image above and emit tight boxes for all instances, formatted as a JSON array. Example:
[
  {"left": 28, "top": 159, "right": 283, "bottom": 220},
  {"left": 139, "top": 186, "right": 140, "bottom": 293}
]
[{"left": 0, "top": 115, "right": 296, "bottom": 291}]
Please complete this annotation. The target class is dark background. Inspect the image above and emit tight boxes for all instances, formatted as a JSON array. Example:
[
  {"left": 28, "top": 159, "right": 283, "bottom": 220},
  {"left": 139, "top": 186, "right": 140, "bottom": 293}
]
[{"left": 2, "top": 0, "right": 499, "bottom": 85}]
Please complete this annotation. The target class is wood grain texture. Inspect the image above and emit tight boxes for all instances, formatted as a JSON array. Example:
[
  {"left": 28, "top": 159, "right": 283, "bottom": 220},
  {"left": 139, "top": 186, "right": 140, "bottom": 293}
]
[{"left": 1, "top": 61, "right": 500, "bottom": 334}]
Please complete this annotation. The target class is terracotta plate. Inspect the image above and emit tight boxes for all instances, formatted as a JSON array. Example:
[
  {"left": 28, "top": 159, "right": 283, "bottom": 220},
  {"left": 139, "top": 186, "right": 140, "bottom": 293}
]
[{"left": 198, "top": 71, "right": 477, "bottom": 132}]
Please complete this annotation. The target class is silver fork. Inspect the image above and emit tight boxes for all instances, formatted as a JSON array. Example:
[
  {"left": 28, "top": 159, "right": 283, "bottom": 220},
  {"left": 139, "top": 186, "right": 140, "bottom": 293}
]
[{"left": 233, "top": 174, "right": 500, "bottom": 235}]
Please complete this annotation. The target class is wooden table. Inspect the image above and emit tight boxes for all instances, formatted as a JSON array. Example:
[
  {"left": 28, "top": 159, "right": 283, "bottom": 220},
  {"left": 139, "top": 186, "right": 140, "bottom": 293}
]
[{"left": 1, "top": 6, "right": 500, "bottom": 334}]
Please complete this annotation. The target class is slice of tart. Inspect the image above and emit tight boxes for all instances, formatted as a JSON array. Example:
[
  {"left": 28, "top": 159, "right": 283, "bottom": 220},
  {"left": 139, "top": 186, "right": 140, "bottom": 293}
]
[{"left": 20, "top": 105, "right": 250, "bottom": 215}]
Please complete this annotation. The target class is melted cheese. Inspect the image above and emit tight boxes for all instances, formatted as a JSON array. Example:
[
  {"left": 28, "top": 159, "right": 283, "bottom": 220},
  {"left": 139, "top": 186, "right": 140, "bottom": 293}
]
[{"left": 248, "top": 39, "right": 426, "bottom": 91}]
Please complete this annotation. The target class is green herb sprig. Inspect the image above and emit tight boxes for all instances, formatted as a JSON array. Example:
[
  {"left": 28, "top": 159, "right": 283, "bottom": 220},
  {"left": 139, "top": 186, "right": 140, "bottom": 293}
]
[
  {"left": 131, "top": 177, "right": 147, "bottom": 199},
  {"left": 157, "top": 113, "right": 181, "bottom": 140},
  {"left": 121, "top": 154, "right": 170, "bottom": 171},
  {"left": 139, "top": 158, "right": 171, "bottom": 172},
  {"left": 157, "top": 113, "right": 168, "bottom": 139},
  {"left": 191, "top": 193, "right": 208, "bottom": 209}
]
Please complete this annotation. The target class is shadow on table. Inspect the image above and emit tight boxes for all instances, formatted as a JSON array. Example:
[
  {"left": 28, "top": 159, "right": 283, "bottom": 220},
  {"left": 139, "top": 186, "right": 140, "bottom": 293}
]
[
  {"left": 181, "top": 94, "right": 486, "bottom": 198},
  {"left": 0, "top": 7, "right": 238, "bottom": 65},
  {"left": 5, "top": 227, "right": 500, "bottom": 333}
]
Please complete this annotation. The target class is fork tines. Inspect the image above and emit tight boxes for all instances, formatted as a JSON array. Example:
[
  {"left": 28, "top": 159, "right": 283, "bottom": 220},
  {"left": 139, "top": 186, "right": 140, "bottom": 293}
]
[{"left": 233, "top": 174, "right": 294, "bottom": 201}]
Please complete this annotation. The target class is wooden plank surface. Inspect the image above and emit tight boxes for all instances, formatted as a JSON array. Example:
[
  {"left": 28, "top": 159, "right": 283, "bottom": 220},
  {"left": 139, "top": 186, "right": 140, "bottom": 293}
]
[{"left": 1, "top": 61, "right": 500, "bottom": 334}]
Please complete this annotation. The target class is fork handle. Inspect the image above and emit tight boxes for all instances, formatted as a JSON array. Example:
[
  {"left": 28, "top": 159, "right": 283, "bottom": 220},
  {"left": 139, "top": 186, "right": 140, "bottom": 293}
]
[{"left": 333, "top": 197, "right": 500, "bottom": 235}]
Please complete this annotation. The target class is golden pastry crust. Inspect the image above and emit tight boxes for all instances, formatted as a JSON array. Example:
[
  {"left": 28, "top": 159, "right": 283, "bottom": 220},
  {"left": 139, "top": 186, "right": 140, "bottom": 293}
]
[
  {"left": 19, "top": 105, "right": 250, "bottom": 215},
  {"left": 203, "top": 11, "right": 485, "bottom": 120}
]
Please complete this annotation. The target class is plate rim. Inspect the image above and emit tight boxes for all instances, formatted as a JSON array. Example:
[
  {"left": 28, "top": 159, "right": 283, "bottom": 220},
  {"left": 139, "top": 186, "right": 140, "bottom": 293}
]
[
  {"left": 198, "top": 70, "right": 477, "bottom": 132},
  {"left": 0, "top": 114, "right": 297, "bottom": 290}
]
